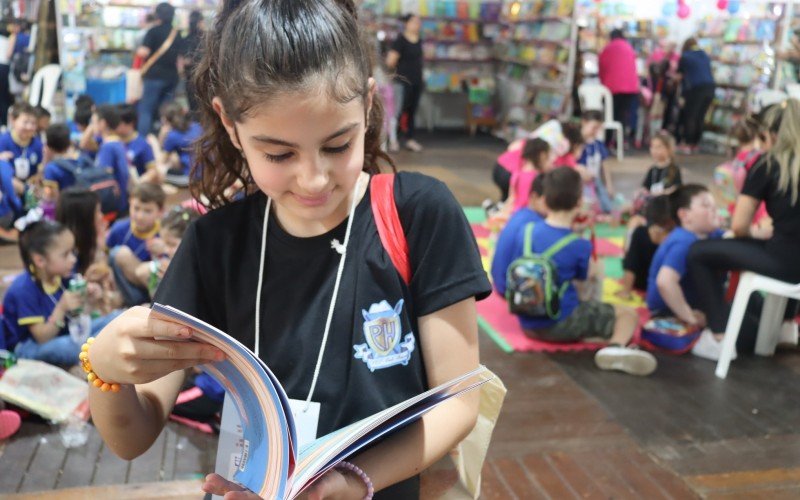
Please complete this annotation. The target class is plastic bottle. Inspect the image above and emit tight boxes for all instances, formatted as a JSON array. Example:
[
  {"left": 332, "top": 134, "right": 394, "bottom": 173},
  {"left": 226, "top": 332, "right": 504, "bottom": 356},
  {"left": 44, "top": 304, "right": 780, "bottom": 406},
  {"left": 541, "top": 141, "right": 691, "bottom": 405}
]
[{"left": 66, "top": 274, "right": 91, "bottom": 344}]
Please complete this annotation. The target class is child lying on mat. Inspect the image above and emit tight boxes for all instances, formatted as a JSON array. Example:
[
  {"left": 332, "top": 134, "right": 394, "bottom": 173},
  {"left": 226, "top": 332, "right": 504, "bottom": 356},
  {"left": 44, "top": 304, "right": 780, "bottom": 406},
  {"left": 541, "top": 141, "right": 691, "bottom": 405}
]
[
  {"left": 616, "top": 196, "right": 674, "bottom": 300},
  {"left": 495, "top": 167, "right": 657, "bottom": 376}
]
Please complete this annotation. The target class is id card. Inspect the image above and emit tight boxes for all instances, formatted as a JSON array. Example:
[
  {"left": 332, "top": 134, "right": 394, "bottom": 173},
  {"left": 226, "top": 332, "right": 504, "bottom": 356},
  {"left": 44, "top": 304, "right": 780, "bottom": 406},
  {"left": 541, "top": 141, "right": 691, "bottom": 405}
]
[
  {"left": 288, "top": 398, "right": 320, "bottom": 448},
  {"left": 14, "top": 157, "right": 30, "bottom": 180},
  {"left": 651, "top": 181, "right": 665, "bottom": 195}
]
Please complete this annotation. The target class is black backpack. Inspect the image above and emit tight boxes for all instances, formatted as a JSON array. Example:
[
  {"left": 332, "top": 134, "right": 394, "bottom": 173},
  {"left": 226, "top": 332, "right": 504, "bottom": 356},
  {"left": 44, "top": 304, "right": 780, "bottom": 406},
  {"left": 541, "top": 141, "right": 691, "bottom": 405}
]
[{"left": 53, "top": 158, "right": 122, "bottom": 215}]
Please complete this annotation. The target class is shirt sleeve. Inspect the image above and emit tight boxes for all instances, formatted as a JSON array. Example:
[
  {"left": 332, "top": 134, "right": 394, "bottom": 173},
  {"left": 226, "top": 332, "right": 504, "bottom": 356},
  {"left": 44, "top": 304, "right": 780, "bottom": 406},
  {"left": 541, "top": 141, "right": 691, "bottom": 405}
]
[
  {"left": 741, "top": 158, "right": 771, "bottom": 201},
  {"left": 140, "top": 142, "right": 156, "bottom": 169},
  {"left": 397, "top": 174, "right": 492, "bottom": 316},
  {"left": 153, "top": 222, "right": 211, "bottom": 320},
  {"left": 162, "top": 131, "right": 179, "bottom": 153},
  {"left": 673, "top": 167, "right": 683, "bottom": 187},
  {"left": 142, "top": 27, "right": 158, "bottom": 51},
  {"left": 573, "top": 240, "right": 592, "bottom": 281},
  {"left": 106, "top": 221, "right": 123, "bottom": 248},
  {"left": 1, "top": 163, "right": 21, "bottom": 215},
  {"left": 663, "top": 240, "right": 690, "bottom": 277},
  {"left": 14, "top": 287, "right": 45, "bottom": 327},
  {"left": 642, "top": 168, "right": 653, "bottom": 189},
  {"left": 390, "top": 36, "right": 405, "bottom": 56}
]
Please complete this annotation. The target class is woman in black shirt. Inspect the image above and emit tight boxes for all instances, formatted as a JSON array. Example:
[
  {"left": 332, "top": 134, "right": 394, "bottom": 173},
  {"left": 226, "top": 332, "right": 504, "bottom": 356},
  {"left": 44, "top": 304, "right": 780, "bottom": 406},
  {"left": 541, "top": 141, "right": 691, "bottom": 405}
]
[
  {"left": 689, "top": 100, "right": 800, "bottom": 353},
  {"left": 386, "top": 14, "right": 424, "bottom": 152}
]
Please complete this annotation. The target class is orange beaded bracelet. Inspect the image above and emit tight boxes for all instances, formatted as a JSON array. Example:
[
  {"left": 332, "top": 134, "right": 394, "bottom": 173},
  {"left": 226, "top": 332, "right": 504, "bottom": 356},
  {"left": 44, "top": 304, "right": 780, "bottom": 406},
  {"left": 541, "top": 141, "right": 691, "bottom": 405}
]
[{"left": 79, "top": 338, "right": 121, "bottom": 393}]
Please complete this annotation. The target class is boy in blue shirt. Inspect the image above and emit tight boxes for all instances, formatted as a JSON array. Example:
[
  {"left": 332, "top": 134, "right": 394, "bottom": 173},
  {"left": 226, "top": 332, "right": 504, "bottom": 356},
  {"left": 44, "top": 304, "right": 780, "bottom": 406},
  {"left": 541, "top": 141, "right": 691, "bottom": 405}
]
[
  {"left": 117, "top": 104, "right": 159, "bottom": 184},
  {"left": 646, "top": 184, "right": 728, "bottom": 359},
  {"left": 578, "top": 109, "right": 615, "bottom": 213},
  {"left": 93, "top": 105, "right": 130, "bottom": 215},
  {"left": 107, "top": 182, "right": 165, "bottom": 306},
  {"left": 0, "top": 102, "right": 43, "bottom": 196},
  {"left": 497, "top": 167, "right": 657, "bottom": 375},
  {"left": 491, "top": 174, "right": 547, "bottom": 294},
  {"left": 42, "top": 123, "right": 89, "bottom": 195}
]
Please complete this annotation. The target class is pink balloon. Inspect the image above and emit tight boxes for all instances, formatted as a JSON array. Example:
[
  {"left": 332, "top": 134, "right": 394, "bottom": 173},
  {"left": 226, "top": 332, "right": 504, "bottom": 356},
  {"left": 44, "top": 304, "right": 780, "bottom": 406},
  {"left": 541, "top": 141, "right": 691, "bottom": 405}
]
[
  {"left": 677, "top": 3, "right": 691, "bottom": 18},
  {"left": 717, "top": 0, "right": 728, "bottom": 9}
]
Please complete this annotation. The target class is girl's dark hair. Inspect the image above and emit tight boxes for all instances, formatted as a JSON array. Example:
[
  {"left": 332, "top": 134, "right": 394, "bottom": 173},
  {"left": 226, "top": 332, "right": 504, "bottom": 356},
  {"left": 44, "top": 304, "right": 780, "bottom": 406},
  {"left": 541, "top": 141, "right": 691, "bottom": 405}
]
[
  {"left": 56, "top": 188, "right": 100, "bottom": 275},
  {"left": 521, "top": 138, "right": 551, "bottom": 170},
  {"left": 161, "top": 207, "right": 200, "bottom": 238},
  {"left": 731, "top": 114, "right": 763, "bottom": 145},
  {"left": 668, "top": 184, "right": 708, "bottom": 225},
  {"left": 400, "top": 13, "right": 417, "bottom": 24},
  {"left": 192, "top": 0, "right": 393, "bottom": 207},
  {"left": 154, "top": 2, "right": 175, "bottom": 25},
  {"left": 561, "top": 122, "right": 585, "bottom": 152},
  {"left": 161, "top": 102, "right": 190, "bottom": 133},
  {"left": 19, "top": 220, "right": 71, "bottom": 276},
  {"left": 189, "top": 10, "right": 204, "bottom": 38}
]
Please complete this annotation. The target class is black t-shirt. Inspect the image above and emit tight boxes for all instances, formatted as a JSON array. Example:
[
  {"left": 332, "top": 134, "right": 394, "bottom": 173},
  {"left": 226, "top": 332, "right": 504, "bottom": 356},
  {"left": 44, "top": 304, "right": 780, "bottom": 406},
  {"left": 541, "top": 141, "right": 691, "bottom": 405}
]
[
  {"left": 154, "top": 172, "right": 491, "bottom": 498},
  {"left": 642, "top": 164, "right": 682, "bottom": 193},
  {"left": 622, "top": 225, "right": 658, "bottom": 291},
  {"left": 142, "top": 23, "right": 183, "bottom": 83},
  {"left": 391, "top": 35, "right": 423, "bottom": 85},
  {"left": 742, "top": 156, "right": 800, "bottom": 260}
]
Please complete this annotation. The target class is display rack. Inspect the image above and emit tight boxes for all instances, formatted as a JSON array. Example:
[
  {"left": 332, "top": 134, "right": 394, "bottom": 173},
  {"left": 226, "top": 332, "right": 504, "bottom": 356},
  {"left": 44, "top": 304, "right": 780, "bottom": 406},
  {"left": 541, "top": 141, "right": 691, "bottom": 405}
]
[
  {"left": 494, "top": 0, "right": 578, "bottom": 133},
  {"left": 697, "top": 15, "right": 779, "bottom": 142}
]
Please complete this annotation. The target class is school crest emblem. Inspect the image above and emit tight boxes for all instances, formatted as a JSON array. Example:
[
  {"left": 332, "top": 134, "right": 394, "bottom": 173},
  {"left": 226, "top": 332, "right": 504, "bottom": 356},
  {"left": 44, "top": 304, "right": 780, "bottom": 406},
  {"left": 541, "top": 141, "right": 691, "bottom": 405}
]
[{"left": 354, "top": 299, "right": 415, "bottom": 372}]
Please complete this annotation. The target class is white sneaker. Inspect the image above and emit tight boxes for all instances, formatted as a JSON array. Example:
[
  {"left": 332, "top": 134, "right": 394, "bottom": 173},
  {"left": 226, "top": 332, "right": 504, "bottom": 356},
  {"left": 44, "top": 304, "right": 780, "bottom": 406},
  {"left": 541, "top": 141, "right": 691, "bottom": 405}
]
[
  {"left": 691, "top": 329, "right": 736, "bottom": 361},
  {"left": 779, "top": 321, "right": 799, "bottom": 346},
  {"left": 594, "top": 345, "right": 657, "bottom": 376},
  {"left": 405, "top": 139, "right": 423, "bottom": 152}
]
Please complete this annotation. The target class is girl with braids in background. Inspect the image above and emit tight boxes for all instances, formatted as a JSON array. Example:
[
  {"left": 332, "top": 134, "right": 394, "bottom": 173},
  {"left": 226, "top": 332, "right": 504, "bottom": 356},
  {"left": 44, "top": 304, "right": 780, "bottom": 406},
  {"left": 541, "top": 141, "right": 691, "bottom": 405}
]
[{"left": 86, "top": 1, "right": 491, "bottom": 498}]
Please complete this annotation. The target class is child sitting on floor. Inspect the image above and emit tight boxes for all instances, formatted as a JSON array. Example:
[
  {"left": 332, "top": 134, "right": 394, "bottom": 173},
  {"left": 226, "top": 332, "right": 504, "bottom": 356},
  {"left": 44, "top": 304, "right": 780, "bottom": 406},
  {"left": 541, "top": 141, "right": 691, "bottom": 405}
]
[
  {"left": 641, "top": 131, "right": 682, "bottom": 197},
  {"left": 496, "top": 167, "right": 657, "bottom": 376},
  {"left": 578, "top": 110, "right": 615, "bottom": 214},
  {"left": 646, "top": 185, "right": 724, "bottom": 358},
  {"left": 491, "top": 174, "right": 547, "bottom": 294},
  {"left": 553, "top": 122, "right": 585, "bottom": 169},
  {"left": 616, "top": 195, "right": 674, "bottom": 300}
]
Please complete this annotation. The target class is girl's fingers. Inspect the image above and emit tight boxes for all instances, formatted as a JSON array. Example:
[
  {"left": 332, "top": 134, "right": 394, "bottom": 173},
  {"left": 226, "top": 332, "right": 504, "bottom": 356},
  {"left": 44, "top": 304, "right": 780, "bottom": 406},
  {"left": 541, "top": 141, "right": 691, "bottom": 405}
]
[
  {"left": 136, "top": 339, "right": 224, "bottom": 362},
  {"left": 201, "top": 474, "right": 261, "bottom": 498}
]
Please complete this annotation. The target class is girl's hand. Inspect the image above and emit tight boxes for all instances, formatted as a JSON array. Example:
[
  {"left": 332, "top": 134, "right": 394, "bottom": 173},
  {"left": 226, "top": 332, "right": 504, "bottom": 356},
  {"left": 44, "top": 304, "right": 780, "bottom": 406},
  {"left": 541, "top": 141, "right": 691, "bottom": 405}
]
[
  {"left": 87, "top": 282, "right": 103, "bottom": 301},
  {"left": 147, "top": 237, "right": 167, "bottom": 257},
  {"left": 89, "top": 306, "right": 225, "bottom": 385},
  {"left": 201, "top": 468, "right": 366, "bottom": 500},
  {"left": 157, "top": 257, "right": 170, "bottom": 278},
  {"left": 59, "top": 290, "right": 84, "bottom": 313}
]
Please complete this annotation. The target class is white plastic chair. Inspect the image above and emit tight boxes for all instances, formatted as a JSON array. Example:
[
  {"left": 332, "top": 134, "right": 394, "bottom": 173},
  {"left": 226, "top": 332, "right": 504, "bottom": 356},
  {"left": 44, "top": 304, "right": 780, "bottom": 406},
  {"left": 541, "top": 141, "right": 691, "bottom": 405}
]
[
  {"left": 786, "top": 83, "right": 800, "bottom": 101},
  {"left": 750, "top": 89, "right": 787, "bottom": 113},
  {"left": 27, "top": 64, "right": 62, "bottom": 114},
  {"left": 578, "top": 82, "right": 624, "bottom": 161},
  {"left": 716, "top": 272, "right": 800, "bottom": 379}
]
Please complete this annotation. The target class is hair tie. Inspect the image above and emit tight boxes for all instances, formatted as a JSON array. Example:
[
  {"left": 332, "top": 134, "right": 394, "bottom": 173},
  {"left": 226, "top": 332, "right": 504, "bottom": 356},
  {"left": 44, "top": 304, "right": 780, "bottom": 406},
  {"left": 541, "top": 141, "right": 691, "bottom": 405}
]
[{"left": 15, "top": 207, "right": 44, "bottom": 232}]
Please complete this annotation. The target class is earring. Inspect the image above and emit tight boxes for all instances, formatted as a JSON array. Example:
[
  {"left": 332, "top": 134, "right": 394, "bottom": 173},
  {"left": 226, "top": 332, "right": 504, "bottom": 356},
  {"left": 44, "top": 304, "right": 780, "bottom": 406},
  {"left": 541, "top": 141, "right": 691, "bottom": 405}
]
[{"left": 28, "top": 264, "right": 35, "bottom": 274}]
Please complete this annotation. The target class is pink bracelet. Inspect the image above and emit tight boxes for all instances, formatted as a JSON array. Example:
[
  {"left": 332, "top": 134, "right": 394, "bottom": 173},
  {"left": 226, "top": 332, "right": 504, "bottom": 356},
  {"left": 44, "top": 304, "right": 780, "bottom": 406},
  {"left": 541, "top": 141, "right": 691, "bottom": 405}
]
[{"left": 336, "top": 460, "right": 374, "bottom": 500}]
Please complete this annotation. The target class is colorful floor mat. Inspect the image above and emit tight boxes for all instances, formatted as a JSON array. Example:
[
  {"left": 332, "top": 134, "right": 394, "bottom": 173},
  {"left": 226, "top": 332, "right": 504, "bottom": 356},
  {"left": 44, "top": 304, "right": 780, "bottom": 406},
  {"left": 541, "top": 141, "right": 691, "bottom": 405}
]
[{"left": 471, "top": 215, "right": 650, "bottom": 353}]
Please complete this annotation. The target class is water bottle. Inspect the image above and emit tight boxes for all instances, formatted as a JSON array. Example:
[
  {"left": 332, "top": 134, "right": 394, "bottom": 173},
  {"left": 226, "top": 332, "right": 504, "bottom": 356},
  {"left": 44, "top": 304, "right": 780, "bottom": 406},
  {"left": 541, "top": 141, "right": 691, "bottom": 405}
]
[{"left": 67, "top": 275, "right": 91, "bottom": 345}]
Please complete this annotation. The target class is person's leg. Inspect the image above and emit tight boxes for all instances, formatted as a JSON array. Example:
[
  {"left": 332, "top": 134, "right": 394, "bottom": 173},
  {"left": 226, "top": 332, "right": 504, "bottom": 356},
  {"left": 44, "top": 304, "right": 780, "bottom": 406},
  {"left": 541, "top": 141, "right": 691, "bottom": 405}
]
[
  {"left": 16, "top": 335, "right": 81, "bottom": 366},
  {"left": 688, "top": 238, "right": 800, "bottom": 334},
  {"left": 404, "top": 83, "right": 423, "bottom": 144},
  {"left": 622, "top": 225, "right": 655, "bottom": 292},
  {"left": 137, "top": 79, "right": 162, "bottom": 136},
  {"left": 153, "top": 80, "right": 177, "bottom": 131},
  {"left": 0, "top": 64, "right": 11, "bottom": 128},
  {"left": 680, "top": 88, "right": 703, "bottom": 147},
  {"left": 608, "top": 304, "right": 638, "bottom": 346},
  {"left": 109, "top": 246, "right": 150, "bottom": 306},
  {"left": 627, "top": 93, "right": 639, "bottom": 143},
  {"left": 112, "top": 245, "right": 145, "bottom": 284},
  {"left": 690, "top": 85, "right": 715, "bottom": 147}
]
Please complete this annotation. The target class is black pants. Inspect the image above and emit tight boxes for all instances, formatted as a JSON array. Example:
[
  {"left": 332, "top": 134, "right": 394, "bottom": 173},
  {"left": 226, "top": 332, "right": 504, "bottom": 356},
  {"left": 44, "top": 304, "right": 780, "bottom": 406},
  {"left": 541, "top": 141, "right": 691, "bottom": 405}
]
[
  {"left": 623, "top": 226, "right": 658, "bottom": 292},
  {"left": 492, "top": 163, "right": 511, "bottom": 201},
  {"left": 399, "top": 81, "right": 423, "bottom": 140},
  {"left": 688, "top": 238, "right": 800, "bottom": 335},
  {"left": 612, "top": 92, "right": 638, "bottom": 142},
  {"left": 679, "top": 84, "right": 715, "bottom": 146},
  {"left": 0, "top": 64, "right": 11, "bottom": 128}
]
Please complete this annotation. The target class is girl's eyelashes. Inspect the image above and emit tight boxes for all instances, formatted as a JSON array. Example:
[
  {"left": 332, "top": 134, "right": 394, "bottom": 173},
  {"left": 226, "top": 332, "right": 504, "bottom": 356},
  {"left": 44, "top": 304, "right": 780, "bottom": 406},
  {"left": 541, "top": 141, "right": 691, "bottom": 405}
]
[{"left": 261, "top": 142, "right": 352, "bottom": 164}]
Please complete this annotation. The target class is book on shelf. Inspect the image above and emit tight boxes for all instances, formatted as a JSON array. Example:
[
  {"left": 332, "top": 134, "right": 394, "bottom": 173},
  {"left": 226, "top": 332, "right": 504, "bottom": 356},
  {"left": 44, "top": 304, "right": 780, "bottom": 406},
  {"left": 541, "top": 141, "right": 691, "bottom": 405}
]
[{"left": 150, "top": 303, "right": 494, "bottom": 499}]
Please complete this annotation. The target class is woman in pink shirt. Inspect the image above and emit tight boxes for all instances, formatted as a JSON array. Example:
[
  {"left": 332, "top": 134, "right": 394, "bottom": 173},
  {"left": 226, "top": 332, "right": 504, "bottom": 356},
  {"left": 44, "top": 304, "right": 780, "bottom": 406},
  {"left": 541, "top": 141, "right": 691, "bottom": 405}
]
[{"left": 599, "top": 30, "right": 640, "bottom": 145}]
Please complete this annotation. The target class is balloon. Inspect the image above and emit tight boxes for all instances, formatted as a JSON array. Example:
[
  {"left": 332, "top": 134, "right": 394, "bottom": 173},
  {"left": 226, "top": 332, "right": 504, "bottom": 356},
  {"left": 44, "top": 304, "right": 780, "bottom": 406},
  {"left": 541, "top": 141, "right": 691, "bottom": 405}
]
[
  {"left": 717, "top": 0, "right": 728, "bottom": 9},
  {"left": 662, "top": 2, "right": 677, "bottom": 16},
  {"left": 728, "top": 1, "right": 741, "bottom": 14},
  {"left": 677, "top": 3, "right": 691, "bottom": 18}
]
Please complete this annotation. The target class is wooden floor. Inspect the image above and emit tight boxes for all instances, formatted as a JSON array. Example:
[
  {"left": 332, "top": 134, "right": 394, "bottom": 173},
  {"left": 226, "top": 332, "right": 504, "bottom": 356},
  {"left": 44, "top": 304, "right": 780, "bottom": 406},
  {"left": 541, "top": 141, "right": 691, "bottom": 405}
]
[{"left": 2, "top": 131, "right": 799, "bottom": 498}]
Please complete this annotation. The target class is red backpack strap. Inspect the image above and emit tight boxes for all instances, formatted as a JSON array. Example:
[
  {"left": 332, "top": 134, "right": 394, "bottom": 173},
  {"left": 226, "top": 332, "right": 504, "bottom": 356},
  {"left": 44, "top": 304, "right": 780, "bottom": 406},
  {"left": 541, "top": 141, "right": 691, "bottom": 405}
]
[{"left": 370, "top": 173, "right": 412, "bottom": 285}]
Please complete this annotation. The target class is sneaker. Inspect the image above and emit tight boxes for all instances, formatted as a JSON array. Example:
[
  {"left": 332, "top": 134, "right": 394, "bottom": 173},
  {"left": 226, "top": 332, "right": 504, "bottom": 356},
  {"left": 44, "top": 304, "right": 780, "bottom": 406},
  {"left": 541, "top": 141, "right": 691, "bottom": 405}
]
[
  {"left": 780, "top": 321, "right": 799, "bottom": 346},
  {"left": 594, "top": 345, "right": 657, "bottom": 376},
  {"left": 691, "top": 329, "right": 737, "bottom": 361},
  {"left": 405, "top": 139, "right": 423, "bottom": 152},
  {"left": 388, "top": 139, "right": 400, "bottom": 153}
]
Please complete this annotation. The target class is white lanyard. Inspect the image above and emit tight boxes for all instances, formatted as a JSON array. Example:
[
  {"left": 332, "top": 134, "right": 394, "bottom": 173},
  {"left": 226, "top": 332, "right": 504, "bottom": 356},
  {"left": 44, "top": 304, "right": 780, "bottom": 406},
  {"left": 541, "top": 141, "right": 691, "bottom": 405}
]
[{"left": 254, "top": 175, "right": 364, "bottom": 409}]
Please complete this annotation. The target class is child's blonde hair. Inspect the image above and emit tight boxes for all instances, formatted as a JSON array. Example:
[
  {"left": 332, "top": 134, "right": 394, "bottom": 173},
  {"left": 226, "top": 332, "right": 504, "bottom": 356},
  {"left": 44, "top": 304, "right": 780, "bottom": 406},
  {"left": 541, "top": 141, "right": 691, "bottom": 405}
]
[{"left": 651, "top": 131, "right": 680, "bottom": 185}]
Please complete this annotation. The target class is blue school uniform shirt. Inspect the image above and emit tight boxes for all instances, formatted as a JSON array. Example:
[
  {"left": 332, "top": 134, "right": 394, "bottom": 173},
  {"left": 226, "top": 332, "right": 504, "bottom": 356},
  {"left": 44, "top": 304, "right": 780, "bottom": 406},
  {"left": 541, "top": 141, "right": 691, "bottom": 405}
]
[
  {"left": 646, "top": 227, "right": 724, "bottom": 312},
  {"left": 96, "top": 138, "right": 130, "bottom": 213},
  {"left": 2, "top": 272, "right": 68, "bottom": 350},
  {"left": 42, "top": 156, "right": 90, "bottom": 192},
  {"left": 0, "top": 132, "right": 43, "bottom": 180},
  {"left": 106, "top": 218, "right": 160, "bottom": 261},
  {"left": 0, "top": 161, "right": 22, "bottom": 219},
  {"left": 491, "top": 208, "right": 544, "bottom": 295},
  {"left": 578, "top": 140, "right": 609, "bottom": 181},
  {"left": 124, "top": 134, "right": 156, "bottom": 176},
  {"left": 163, "top": 122, "right": 202, "bottom": 174},
  {"left": 497, "top": 221, "right": 592, "bottom": 330}
]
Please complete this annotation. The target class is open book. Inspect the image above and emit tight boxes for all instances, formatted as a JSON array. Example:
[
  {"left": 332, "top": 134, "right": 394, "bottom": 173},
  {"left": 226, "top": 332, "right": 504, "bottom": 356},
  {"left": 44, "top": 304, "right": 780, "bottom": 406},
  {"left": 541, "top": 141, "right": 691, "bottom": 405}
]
[{"left": 150, "top": 303, "right": 493, "bottom": 499}]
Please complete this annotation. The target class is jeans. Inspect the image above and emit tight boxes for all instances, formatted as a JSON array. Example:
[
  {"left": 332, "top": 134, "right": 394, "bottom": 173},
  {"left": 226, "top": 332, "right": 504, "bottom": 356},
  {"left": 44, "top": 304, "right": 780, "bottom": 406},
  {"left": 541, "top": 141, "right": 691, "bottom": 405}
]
[
  {"left": 679, "top": 84, "right": 715, "bottom": 146},
  {"left": 137, "top": 78, "right": 177, "bottom": 137},
  {"left": 109, "top": 246, "right": 150, "bottom": 306},
  {"left": 397, "top": 81, "right": 423, "bottom": 141},
  {"left": 14, "top": 311, "right": 122, "bottom": 366},
  {"left": 612, "top": 93, "right": 639, "bottom": 142}
]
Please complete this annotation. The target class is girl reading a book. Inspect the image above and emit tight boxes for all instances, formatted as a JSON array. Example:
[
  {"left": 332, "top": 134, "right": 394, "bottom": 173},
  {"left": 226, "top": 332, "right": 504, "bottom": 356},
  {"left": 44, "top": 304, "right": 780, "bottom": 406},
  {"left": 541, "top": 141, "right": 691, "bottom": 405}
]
[{"left": 86, "top": 1, "right": 491, "bottom": 498}]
